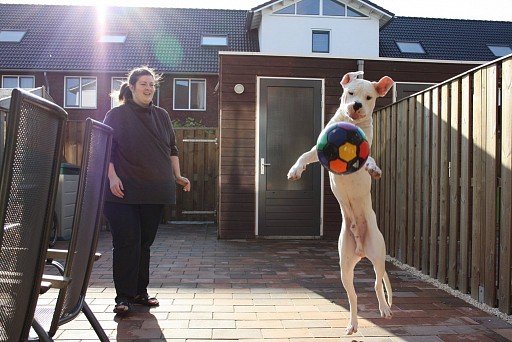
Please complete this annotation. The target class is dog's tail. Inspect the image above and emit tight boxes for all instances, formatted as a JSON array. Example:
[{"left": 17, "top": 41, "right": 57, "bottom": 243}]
[{"left": 383, "top": 271, "right": 393, "bottom": 307}]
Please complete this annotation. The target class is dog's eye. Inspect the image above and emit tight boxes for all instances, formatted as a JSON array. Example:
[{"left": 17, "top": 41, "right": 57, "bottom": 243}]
[
  {"left": 348, "top": 92, "right": 354, "bottom": 96},
  {"left": 366, "top": 96, "right": 372, "bottom": 100}
]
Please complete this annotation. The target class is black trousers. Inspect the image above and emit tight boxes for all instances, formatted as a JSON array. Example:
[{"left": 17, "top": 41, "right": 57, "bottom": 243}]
[{"left": 103, "top": 202, "right": 164, "bottom": 303}]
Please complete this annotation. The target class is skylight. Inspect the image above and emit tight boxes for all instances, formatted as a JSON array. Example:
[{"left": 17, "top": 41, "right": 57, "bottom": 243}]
[
  {"left": 99, "top": 35, "right": 126, "bottom": 43},
  {"left": 0, "top": 30, "right": 26, "bottom": 43},
  {"left": 201, "top": 35, "right": 228, "bottom": 46},
  {"left": 396, "top": 41, "right": 426, "bottom": 54},
  {"left": 487, "top": 45, "right": 512, "bottom": 57}
]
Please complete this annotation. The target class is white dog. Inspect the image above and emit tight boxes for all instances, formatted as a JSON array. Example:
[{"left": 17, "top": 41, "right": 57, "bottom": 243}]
[{"left": 287, "top": 71, "right": 394, "bottom": 335}]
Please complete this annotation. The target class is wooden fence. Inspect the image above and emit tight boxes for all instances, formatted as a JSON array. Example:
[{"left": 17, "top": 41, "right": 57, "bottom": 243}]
[
  {"left": 65, "top": 123, "right": 218, "bottom": 222},
  {"left": 372, "top": 54, "right": 512, "bottom": 314}
]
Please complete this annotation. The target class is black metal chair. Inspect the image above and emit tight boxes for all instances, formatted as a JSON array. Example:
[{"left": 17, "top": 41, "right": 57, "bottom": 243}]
[
  {"left": 0, "top": 89, "right": 67, "bottom": 342},
  {"left": 32, "top": 118, "right": 112, "bottom": 341}
]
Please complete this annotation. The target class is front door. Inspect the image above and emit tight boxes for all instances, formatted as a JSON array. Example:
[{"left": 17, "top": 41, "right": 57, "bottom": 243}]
[{"left": 258, "top": 78, "right": 322, "bottom": 237}]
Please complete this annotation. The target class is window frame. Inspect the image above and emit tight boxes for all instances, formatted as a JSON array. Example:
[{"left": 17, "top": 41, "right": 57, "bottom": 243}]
[
  {"left": 64, "top": 76, "right": 97, "bottom": 109},
  {"left": 1, "top": 75, "right": 35, "bottom": 88},
  {"left": 312, "top": 30, "right": 330, "bottom": 53},
  {"left": 173, "top": 78, "right": 207, "bottom": 111}
]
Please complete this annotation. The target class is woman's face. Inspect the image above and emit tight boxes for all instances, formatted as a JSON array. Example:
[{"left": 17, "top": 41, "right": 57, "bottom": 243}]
[{"left": 130, "top": 74, "right": 156, "bottom": 107}]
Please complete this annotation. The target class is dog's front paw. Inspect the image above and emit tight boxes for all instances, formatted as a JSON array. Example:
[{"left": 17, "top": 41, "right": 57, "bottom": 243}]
[
  {"left": 379, "top": 303, "right": 393, "bottom": 319},
  {"left": 365, "top": 161, "right": 382, "bottom": 179},
  {"left": 287, "top": 164, "right": 305, "bottom": 180},
  {"left": 345, "top": 320, "right": 358, "bottom": 335}
]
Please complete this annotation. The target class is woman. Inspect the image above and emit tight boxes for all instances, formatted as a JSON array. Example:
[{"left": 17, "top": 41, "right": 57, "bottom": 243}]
[{"left": 103, "top": 66, "right": 190, "bottom": 315}]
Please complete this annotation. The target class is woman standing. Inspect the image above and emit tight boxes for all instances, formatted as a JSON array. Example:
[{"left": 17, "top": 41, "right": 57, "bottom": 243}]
[{"left": 103, "top": 66, "right": 190, "bottom": 314}]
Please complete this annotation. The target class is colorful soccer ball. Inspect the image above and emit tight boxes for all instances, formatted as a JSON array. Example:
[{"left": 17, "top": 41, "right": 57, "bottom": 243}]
[{"left": 316, "top": 122, "right": 370, "bottom": 175}]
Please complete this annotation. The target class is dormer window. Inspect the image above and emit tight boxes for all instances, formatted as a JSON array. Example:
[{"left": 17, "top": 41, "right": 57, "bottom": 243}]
[
  {"left": 201, "top": 35, "right": 228, "bottom": 46},
  {"left": 487, "top": 45, "right": 512, "bottom": 57},
  {"left": 396, "top": 41, "right": 426, "bottom": 54},
  {"left": 274, "top": 0, "right": 367, "bottom": 18},
  {"left": 0, "top": 30, "right": 26, "bottom": 43},
  {"left": 99, "top": 34, "right": 126, "bottom": 43}
]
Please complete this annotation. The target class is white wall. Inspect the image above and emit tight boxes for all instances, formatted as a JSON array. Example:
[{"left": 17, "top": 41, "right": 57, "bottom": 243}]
[{"left": 258, "top": 11, "right": 380, "bottom": 58}]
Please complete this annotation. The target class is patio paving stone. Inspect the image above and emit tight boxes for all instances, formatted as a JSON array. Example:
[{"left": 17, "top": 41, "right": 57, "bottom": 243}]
[{"left": 39, "top": 223, "right": 512, "bottom": 341}]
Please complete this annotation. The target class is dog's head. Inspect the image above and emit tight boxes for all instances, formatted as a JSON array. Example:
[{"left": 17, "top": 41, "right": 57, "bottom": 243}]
[{"left": 340, "top": 71, "right": 394, "bottom": 122}]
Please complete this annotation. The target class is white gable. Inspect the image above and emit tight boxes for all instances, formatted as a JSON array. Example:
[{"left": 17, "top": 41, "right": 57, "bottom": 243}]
[{"left": 252, "top": 0, "right": 390, "bottom": 58}]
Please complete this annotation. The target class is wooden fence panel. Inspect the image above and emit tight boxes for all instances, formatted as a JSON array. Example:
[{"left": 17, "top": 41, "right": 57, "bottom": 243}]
[
  {"left": 384, "top": 107, "right": 392, "bottom": 248},
  {"left": 396, "top": 100, "right": 408, "bottom": 262},
  {"left": 439, "top": 84, "right": 450, "bottom": 283},
  {"left": 414, "top": 94, "right": 424, "bottom": 269},
  {"left": 390, "top": 105, "right": 398, "bottom": 257},
  {"left": 471, "top": 69, "right": 484, "bottom": 301},
  {"left": 174, "top": 128, "right": 219, "bottom": 222},
  {"left": 407, "top": 98, "right": 415, "bottom": 265},
  {"left": 360, "top": 56, "right": 512, "bottom": 314},
  {"left": 430, "top": 88, "right": 440, "bottom": 278},
  {"left": 448, "top": 79, "right": 461, "bottom": 289},
  {"left": 484, "top": 65, "right": 498, "bottom": 306},
  {"left": 421, "top": 91, "right": 432, "bottom": 274},
  {"left": 459, "top": 74, "right": 472, "bottom": 294},
  {"left": 499, "top": 58, "right": 512, "bottom": 314}
]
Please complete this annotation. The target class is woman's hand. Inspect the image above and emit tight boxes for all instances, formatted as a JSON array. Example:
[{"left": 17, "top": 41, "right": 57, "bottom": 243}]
[
  {"left": 109, "top": 175, "right": 125, "bottom": 198},
  {"left": 176, "top": 176, "right": 191, "bottom": 192}
]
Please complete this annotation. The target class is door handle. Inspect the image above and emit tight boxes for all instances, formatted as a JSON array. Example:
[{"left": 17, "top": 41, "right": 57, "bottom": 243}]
[{"left": 260, "top": 158, "right": 271, "bottom": 175}]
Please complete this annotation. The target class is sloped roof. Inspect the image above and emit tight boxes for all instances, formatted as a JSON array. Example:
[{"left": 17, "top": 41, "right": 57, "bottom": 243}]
[
  {"left": 0, "top": 4, "right": 259, "bottom": 73},
  {"left": 380, "top": 16, "right": 512, "bottom": 61}
]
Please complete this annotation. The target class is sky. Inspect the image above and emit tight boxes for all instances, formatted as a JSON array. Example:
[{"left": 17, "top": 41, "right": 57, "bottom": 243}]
[{"left": 0, "top": 0, "right": 511, "bottom": 21}]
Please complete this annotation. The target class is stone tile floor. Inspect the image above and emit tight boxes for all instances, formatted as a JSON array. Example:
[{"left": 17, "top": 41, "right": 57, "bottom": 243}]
[{"left": 36, "top": 223, "right": 512, "bottom": 341}]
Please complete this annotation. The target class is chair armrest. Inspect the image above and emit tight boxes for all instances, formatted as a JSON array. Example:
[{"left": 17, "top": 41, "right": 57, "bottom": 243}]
[
  {"left": 46, "top": 248, "right": 68, "bottom": 260},
  {"left": 41, "top": 274, "right": 71, "bottom": 289},
  {"left": 40, "top": 281, "right": 52, "bottom": 294}
]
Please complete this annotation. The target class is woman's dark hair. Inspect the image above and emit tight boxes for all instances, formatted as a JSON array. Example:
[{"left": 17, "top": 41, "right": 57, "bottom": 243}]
[{"left": 117, "top": 66, "right": 162, "bottom": 103}]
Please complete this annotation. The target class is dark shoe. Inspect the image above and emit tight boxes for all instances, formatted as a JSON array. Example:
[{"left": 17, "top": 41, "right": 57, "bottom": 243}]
[
  {"left": 133, "top": 294, "right": 159, "bottom": 307},
  {"left": 113, "top": 301, "right": 131, "bottom": 315}
]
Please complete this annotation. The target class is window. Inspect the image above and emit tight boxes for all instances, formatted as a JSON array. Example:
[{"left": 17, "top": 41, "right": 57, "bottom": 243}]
[
  {"left": 275, "top": 3, "right": 295, "bottom": 14},
  {"left": 488, "top": 45, "right": 512, "bottom": 57},
  {"left": 0, "top": 30, "right": 26, "bottom": 42},
  {"left": 396, "top": 41, "right": 426, "bottom": 54},
  {"left": 2, "top": 75, "right": 35, "bottom": 88},
  {"left": 347, "top": 6, "right": 365, "bottom": 17},
  {"left": 297, "top": 0, "right": 320, "bottom": 15},
  {"left": 312, "top": 30, "right": 330, "bottom": 53},
  {"left": 274, "top": 0, "right": 367, "bottom": 17},
  {"left": 323, "top": 0, "right": 345, "bottom": 16},
  {"left": 64, "top": 76, "right": 97, "bottom": 108},
  {"left": 201, "top": 35, "right": 228, "bottom": 46},
  {"left": 174, "top": 79, "right": 206, "bottom": 111},
  {"left": 100, "top": 34, "right": 126, "bottom": 43},
  {"left": 111, "top": 77, "right": 126, "bottom": 108}
]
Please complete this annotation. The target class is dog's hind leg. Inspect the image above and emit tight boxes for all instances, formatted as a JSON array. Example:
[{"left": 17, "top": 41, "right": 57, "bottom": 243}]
[
  {"left": 340, "top": 254, "right": 361, "bottom": 335},
  {"left": 366, "top": 238, "right": 393, "bottom": 319}
]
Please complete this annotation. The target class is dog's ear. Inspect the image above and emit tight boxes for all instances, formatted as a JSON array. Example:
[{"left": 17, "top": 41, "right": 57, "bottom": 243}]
[
  {"left": 340, "top": 71, "right": 364, "bottom": 87},
  {"left": 374, "top": 76, "right": 394, "bottom": 97}
]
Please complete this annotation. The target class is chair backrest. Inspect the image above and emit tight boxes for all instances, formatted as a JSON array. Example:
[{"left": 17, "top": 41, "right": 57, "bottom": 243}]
[
  {"left": 48, "top": 118, "right": 112, "bottom": 332},
  {"left": 0, "top": 89, "right": 67, "bottom": 341}
]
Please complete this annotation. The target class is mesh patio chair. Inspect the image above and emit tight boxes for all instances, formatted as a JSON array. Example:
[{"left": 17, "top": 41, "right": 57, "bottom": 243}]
[
  {"left": 0, "top": 89, "right": 67, "bottom": 342},
  {"left": 32, "top": 118, "right": 112, "bottom": 341}
]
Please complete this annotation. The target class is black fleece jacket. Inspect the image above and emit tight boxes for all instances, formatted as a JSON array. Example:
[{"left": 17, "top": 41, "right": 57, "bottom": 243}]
[{"left": 103, "top": 100, "right": 178, "bottom": 204}]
